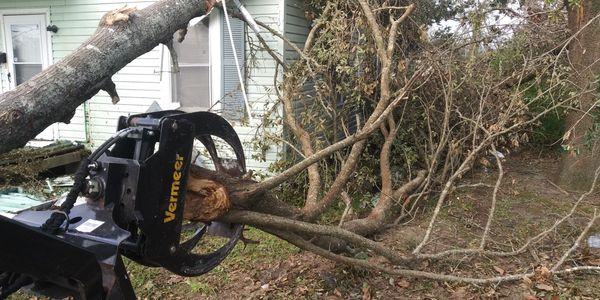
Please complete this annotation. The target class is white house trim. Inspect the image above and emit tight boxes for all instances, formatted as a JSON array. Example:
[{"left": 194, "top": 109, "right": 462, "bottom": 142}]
[
  {"left": 158, "top": 10, "right": 223, "bottom": 112},
  {"left": 0, "top": 8, "right": 53, "bottom": 65},
  {"left": 158, "top": 44, "right": 177, "bottom": 109},
  {"left": 0, "top": 8, "right": 57, "bottom": 141},
  {"left": 209, "top": 9, "right": 223, "bottom": 111}
]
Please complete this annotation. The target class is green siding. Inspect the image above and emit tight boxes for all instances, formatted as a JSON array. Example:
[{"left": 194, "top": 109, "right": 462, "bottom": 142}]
[
  {"left": 234, "top": 0, "right": 284, "bottom": 170},
  {"left": 283, "top": 0, "right": 309, "bottom": 63},
  {"left": 0, "top": 0, "right": 286, "bottom": 171}
]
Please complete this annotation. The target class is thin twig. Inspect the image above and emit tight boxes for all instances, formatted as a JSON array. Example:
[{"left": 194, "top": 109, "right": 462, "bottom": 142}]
[
  {"left": 418, "top": 164, "right": 600, "bottom": 260},
  {"left": 546, "top": 179, "right": 570, "bottom": 195},
  {"left": 338, "top": 191, "right": 353, "bottom": 227},
  {"left": 480, "top": 144, "right": 503, "bottom": 249},
  {"left": 270, "top": 228, "right": 535, "bottom": 284},
  {"left": 551, "top": 210, "right": 599, "bottom": 272}
]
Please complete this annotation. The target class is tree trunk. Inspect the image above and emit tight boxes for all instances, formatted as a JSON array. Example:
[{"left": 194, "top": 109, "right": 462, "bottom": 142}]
[
  {"left": 559, "top": 0, "right": 600, "bottom": 190},
  {"left": 0, "top": 0, "right": 208, "bottom": 154}
]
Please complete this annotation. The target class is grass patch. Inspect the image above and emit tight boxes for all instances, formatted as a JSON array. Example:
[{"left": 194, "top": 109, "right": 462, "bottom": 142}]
[{"left": 124, "top": 226, "right": 296, "bottom": 298}]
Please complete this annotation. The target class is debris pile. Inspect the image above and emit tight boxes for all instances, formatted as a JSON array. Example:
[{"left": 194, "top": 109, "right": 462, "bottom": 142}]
[{"left": 0, "top": 141, "right": 88, "bottom": 185}]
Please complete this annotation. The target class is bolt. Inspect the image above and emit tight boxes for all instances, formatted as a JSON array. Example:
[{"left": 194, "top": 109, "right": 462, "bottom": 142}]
[
  {"left": 85, "top": 179, "right": 102, "bottom": 201},
  {"left": 87, "top": 162, "right": 99, "bottom": 171},
  {"left": 87, "top": 180, "right": 99, "bottom": 193},
  {"left": 87, "top": 180, "right": 94, "bottom": 191},
  {"left": 171, "top": 122, "right": 178, "bottom": 132},
  {"left": 169, "top": 246, "right": 177, "bottom": 254}
]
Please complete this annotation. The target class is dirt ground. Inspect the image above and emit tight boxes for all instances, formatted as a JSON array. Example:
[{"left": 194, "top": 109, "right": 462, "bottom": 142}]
[{"left": 10, "top": 151, "right": 600, "bottom": 299}]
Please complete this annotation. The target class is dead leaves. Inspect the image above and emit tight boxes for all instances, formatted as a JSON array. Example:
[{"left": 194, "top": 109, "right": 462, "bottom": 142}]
[
  {"left": 533, "top": 265, "right": 552, "bottom": 282},
  {"left": 535, "top": 283, "right": 554, "bottom": 292},
  {"left": 522, "top": 293, "right": 538, "bottom": 300},
  {"left": 166, "top": 275, "right": 184, "bottom": 284},
  {"left": 396, "top": 278, "right": 411, "bottom": 289},
  {"left": 361, "top": 283, "right": 372, "bottom": 300},
  {"left": 587, "top": 258, "right": 600, "bottom": 265},
  {"left": 529, "top": 266, "right": 556, "bottom": 295},
  {"left": 488, "top": 123, "right": 502, "bottom": 133},
  {"left": 449, "top": 286, "right": 468, "bottom": 300},
  {"left": 522, "top": 276, "right": 533, "bottom": 287},
  {"left": 493, "top": 265, "right": 506, "bottom": 275}
]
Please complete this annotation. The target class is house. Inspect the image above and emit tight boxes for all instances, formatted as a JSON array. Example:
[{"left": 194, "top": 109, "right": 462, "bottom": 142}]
[{"left": 0, "top": 0, "right": 310, "bottom": 171}]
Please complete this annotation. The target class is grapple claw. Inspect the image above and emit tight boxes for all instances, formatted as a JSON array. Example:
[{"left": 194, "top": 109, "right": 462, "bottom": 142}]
[
  {"left": 162, "top": 224, "right": 243, "bottom": 276},
  {"left": 0, "top": 111, "right": 247, "bottom": 299},
  {"left": 179, "top": 224, "right": 208, "bottom": 252}
]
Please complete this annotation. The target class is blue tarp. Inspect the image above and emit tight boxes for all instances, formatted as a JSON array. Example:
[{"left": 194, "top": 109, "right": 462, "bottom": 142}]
[{"left": 0, "top": 188, "right": 50, "bottom": 215}]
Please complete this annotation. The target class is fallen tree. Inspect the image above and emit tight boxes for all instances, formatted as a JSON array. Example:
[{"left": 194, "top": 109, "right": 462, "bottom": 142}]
[
  {"left": 0, "top": 0, "right": 213, "bottom": 153},
  {"left": 0, "top": 0, "right": 599, "bottom": 287}
]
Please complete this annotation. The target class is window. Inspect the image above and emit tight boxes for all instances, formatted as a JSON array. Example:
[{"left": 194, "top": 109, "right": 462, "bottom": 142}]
[
  {"left": 167, "top": 11, "right": 246, "bottom": 121},
  {"left": 172, "top": 21, "right": 211, "bottom": 109}
]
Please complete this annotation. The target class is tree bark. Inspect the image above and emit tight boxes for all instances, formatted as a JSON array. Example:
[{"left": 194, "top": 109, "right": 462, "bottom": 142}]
[
  {"left": 0, "top": 0, "right": 208, "bottom": 154},
  {"left": 559, "top": 1, "right": 600, "bottom": 190}
]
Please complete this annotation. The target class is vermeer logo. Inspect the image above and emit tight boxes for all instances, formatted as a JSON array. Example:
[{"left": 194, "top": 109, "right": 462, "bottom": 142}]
[{"left": 164, "top": 153, "right": 184, "bottom": 223}]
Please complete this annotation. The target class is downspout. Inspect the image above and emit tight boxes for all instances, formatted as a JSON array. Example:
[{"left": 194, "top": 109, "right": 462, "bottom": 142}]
[{"left": 83, "top": 101, "right": 92, "bottom": 144}]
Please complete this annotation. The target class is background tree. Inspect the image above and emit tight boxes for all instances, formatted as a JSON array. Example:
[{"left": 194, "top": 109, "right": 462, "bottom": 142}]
[{"left": 559, "top": 0, "right": 600, "bottom": 190}]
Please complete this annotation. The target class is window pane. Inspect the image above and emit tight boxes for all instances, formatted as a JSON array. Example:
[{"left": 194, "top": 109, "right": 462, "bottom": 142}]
[
  {"left": 15, "top": 64, "right": 42, "bottom": 85},
  {"left": 175, "top": 66, "right": 210, "bottom": 108},
  {"left": 11, "top": 24, "right": 41, "bottom": 63},
  {"left": 174, "top": 22, "right": 209, "bottom": 64}
]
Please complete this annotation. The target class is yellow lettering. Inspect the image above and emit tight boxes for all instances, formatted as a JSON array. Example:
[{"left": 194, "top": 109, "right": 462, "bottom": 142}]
[
  {"left": 173, "top": 170, "right": 181, "bottom": 181},
  {"left": 164, "top": 210, "right": 175, "bottom": 223},
  {"left": 171, "top": 181, "right": 180, "bottom": 196},
  {"left": 174, "top": 161, "right": 183, "bottom": 170},
  {"left": 163, "top": 153, "right": 186, "bottom": 223}
]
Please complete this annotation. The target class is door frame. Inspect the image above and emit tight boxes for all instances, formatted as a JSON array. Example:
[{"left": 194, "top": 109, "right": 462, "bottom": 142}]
[
  {"left": 1, "top": 9, "right": 53, "bottom": 89},
  {"left": 0, "top": 8, "right": 55, "bottom": 140}
]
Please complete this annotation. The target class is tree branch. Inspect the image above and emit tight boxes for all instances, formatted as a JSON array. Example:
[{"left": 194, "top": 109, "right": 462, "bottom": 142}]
[{"left": 102, "top": 77, "right": 120, "bottom": 104}]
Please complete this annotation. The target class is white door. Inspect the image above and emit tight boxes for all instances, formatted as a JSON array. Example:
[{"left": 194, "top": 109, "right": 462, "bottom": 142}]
[{"left": 3, "top": 14, "right": 56, "bottom": 140}]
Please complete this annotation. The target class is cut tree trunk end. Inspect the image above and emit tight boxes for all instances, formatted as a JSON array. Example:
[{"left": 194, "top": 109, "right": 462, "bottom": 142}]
[{"left": 184, "top": 177, "right": 231, "bottom": 222}]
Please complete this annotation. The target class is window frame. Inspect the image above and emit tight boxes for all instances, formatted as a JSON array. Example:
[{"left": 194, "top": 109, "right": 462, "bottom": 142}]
[
  {"left": 160, "top": 10, "right": 223, "bottom": 111},
  {"left": 0, "top": 10, "right": 52, "bottom": 90}
]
